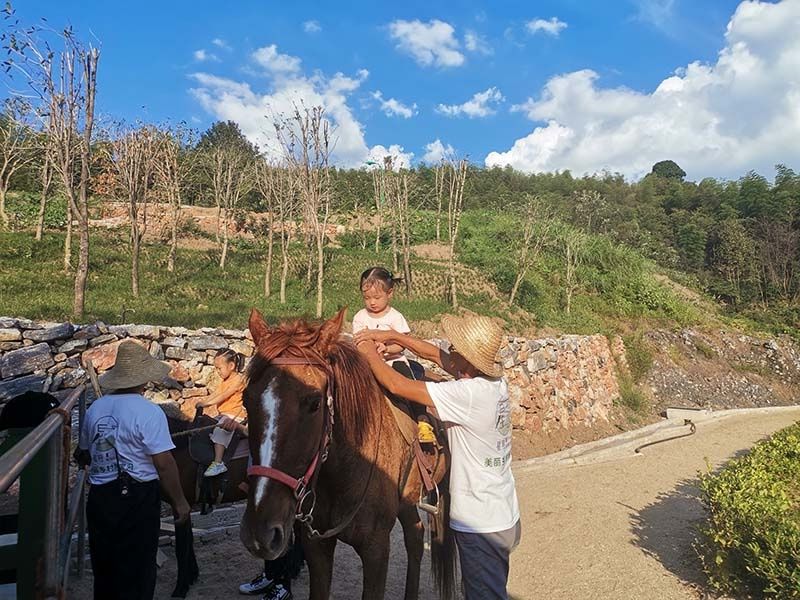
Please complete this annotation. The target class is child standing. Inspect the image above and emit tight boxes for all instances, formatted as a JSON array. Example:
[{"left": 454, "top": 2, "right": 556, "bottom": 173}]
[
  {"left": 198, "top": 348, "right": 246, "bottom": 477},
  {"left": 353, "top": 267, "right": 435, "bottom": 443}
]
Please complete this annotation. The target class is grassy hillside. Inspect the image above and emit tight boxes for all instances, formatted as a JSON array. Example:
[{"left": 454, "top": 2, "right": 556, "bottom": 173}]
[{"left": 0, "top": 205, "right": 709, "bottom": 335}]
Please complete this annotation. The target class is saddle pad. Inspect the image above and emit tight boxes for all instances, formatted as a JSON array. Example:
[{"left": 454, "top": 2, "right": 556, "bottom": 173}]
[
  {"left": 231, "top": 438, "right": 249, "bottom": 461},
  {"left": 386, "top": 396, "right": 417, "bottom": 446}
]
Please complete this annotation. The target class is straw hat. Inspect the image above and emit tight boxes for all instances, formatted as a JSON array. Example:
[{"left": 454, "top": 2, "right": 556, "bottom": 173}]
[
  {"left": 441, "top": 314, "right": 504, "bottom": 378},
  {"left": 98, "top": 340, "right": 171, "bottom": 391}
]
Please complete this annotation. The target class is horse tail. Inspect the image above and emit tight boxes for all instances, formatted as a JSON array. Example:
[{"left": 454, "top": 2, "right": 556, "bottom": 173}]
[{"left": 430, "top": 471, "right": 458, "bottom": 600}]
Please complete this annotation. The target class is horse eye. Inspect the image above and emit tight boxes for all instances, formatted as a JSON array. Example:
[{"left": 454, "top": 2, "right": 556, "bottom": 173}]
[{"left": 307, "top": 396, "right": 322, "bottom": 413}]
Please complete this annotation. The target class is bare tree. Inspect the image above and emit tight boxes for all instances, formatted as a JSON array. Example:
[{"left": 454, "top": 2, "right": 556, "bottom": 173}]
[
  {"left": 34, "top": 122, "right": 54, "bottom": 241},
  {"left": 384, "top": 164, "right": 416, "bottom": 294},
  {"left": 509, "top": 196, "right": 552, "bottom": 307},
  {"left": 110, "top": 125, "right": 157, "bottom": 297},
  {"left": 434, "top": 158, "right": 450, "bottom": 242},
  {"left": 275, "top": 165, "right": 298, "bottom": 304},
  {"left": 275, "top": 105, "right": 332, "bottom": 318},
  {"left": 372, "top": 164, "right": 385, "bottom": 253},
  {"left": 254, "top": 159, "right": 280, "bottom": 298},
  {"left": 4, "top": 19, "right": 100, "bottom": 318},
  {"left": 445, "top": 158, "right": 468, "bottom": 308},
  {"left": 0, "top": 99, "right": 36, "bottom": 227},
  {"left": 201, "top": 138, "right": 255, "bottom": 271},
  {"left": 560, "top": 227, "right": 585, "bottom": 315},
  {"left": 153, "top": 124, "right": 194, "bottom": 273}
]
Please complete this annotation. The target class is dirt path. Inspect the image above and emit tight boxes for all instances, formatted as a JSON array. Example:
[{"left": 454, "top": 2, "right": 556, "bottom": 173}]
[
  {"left": 507, "top": 408, "right": 800, "bottom": 600},
  {"left": 67, "top": 409, "right": 800, "bottom": 599}
]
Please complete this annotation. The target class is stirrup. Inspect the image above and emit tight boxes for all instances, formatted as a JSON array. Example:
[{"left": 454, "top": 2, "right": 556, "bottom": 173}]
[{"left": 418, "top": 482, "right": 440, "bottom": 516}]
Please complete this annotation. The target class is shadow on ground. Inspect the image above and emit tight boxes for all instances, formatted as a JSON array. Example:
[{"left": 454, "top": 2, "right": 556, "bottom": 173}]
[{"left": 629, "top": 478, "right": 708, "bottom": 592}]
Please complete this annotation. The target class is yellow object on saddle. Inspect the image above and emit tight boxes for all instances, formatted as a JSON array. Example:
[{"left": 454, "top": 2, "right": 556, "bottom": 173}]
[{"left": 418, "top": 421, "right": 436, "bottom": 444}]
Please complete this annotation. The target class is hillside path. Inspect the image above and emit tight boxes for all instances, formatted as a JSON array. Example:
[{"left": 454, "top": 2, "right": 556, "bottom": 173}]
[{"left": 507, "top": 407, "right": 800, "bottom": 599}]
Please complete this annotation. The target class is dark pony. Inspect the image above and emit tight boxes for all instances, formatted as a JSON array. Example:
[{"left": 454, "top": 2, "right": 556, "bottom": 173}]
[{"left": 240, "top": 308, "right": 456, "bottom": 600}]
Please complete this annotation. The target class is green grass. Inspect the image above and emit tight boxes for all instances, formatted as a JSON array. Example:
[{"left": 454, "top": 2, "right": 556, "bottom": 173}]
[{"left": 0, "top": 231, "right": 458, "bottom": 328}]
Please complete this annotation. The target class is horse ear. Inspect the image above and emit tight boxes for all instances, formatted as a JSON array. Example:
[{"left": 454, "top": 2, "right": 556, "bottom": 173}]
[
  {"left": 248, "top": 308, "right": 271, "bottom": 347},
  {"left": 318, "top": 307, "right": 347, "bottom": 352}
]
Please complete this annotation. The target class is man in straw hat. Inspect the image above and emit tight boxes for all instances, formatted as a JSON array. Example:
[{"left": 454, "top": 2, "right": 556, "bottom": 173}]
[
  {"left": 355, "top": 314, "right": 520, "bottom": 600},
  {"left": 78, "top": 340, "right": 190, "bottom": 600}
]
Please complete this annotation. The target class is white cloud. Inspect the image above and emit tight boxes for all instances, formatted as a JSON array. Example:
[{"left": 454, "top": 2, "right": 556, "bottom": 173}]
[
  {"left": 372, "top": 91, "right": 417, "bottom": 118},
  {"left": 487, "top": 0, "right": 800, "bottom": 180},
  {"left": 252, "top": 45, "right": 302, "bottom": 75},
  {"left": 633, "top": 0, "right": 676, "bottom": 28},
  {"left": 437, "top": 87, "right": 504, "bottom": 118},
  {"left": 526, "top": 17, "right": 568, "bottom": 36},
  {"left": 388, "top": 19, "right": 465, "bottom": 67},
  {"left": 193, "top": 49, "right": 219, "bottom": 63},
  {"left": 366, "top": 145, "right": 414, "bottom": 170},
  {"left": 212, "top": 38, "right": 231, "bottom": 51},
  {"left": 303, "top": 20, "right": 322, "bottom": 34},
  {"left": 190, "top": 51, "right": 405, "bottom": 168},
  {"left": 464, "top": 30, "right": 493, "bottom": 55},
  {"left": 422, "top": 139, "right": 455, "bottom": 164}
]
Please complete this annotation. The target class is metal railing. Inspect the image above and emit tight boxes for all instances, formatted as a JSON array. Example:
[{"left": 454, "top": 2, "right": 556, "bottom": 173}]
[{"left": 0, "top": 385, "right": 87, "bottom": 600}]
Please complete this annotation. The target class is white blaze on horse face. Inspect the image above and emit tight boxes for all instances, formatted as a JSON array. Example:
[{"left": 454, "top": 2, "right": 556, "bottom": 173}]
[{"left": 253, "top": 379, "right": 280, "bottom": 506}]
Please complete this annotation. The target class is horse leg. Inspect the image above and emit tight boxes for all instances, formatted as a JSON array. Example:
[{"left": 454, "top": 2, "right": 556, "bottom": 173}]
[
  {"left": 304, "top": 536, "right": 337, "bottom": 600},
  {"left": 398, "top": 506, "right": 424, "bottom": 600},
  {"left": 356, "top": 530, "right": 391, "bottom": 600}
]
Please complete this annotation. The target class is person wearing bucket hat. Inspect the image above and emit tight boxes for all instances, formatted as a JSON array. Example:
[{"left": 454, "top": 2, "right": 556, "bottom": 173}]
[
  {"left": 79, "top": 340, "right": 190, "bottom": 600},
  {"left": 355, "top": 314, "right": 520, "bottom": 600}
]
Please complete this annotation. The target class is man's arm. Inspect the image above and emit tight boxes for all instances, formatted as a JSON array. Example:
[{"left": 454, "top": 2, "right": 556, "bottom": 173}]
[
  {"left": 357, "top": 341, "right": 435, "bottom": 407},
  {"left": 354, "top": 329, "right": 456, "bottom": 375},
  {"left": 152, "top": 451, "right": 191, "bottom": 524}
]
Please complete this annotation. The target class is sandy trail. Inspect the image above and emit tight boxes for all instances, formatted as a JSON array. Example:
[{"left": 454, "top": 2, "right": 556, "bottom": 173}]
[{"left": 67, "top": 408, "right": 800, "bottom": 599}]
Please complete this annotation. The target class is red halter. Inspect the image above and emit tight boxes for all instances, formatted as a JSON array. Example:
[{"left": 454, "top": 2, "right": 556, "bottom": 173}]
[{"left": 246, "top": 356, "right": 334, "bottom": 516}]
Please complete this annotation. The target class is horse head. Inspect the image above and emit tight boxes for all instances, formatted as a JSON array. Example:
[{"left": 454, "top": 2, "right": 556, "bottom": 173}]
[{"left": 240, "top": 307, "right": 346, "bottom": 560}]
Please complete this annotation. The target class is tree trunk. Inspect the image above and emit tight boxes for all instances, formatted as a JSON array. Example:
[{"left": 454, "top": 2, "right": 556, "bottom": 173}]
[
  {"left": 509, "top": 268, "right": 526, "bottom": 307},
  {"left": 132, "top": 232, "right": 140, "bottom": 297},
  {"left": 402, "top": 241, "right": 412, "bottom": 296},
  {"left": 449, "top": 244, "right": 458, "bottom": 309},
  {"left": 35, "top": 186, "right": 47, "bottom": 241},
  {"left": 280, "top": 234, "right": 289, "bottom": 305},
  {"left": 130, "top": 196, "right": 141, "bottom": 297},
  {"left": 73, "top": 185, "right": 90, "bottom": 319},
  {"left": 315, "top": 230, "right": 324, "bottom": 318},
  {"left": 0, "top": 186, "right": 8, "bottom": 228},
  {"left": 264, "top": 217, "right": 274, "bottom": 298},
  {"left": 64, "top": 199, "right": 73, "bottom": 272},
  {"left": 168, "top": 201, "right": 179, "bottom": 273},
  {"left": 219, "top": 209, "right": 229, "bottom": 270}
]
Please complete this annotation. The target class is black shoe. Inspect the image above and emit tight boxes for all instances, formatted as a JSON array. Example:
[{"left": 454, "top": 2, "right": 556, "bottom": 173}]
[{"left": 239, "top": 572, "right": 273, "bottom": 595}]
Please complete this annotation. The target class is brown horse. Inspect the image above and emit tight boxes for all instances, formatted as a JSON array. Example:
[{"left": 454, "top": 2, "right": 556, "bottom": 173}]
[
  {"left": 164, "top": 413, "right": 248, "bottom": 597},
  {"left": 239, "top": 308, "right": 457, "bottom": 600}
]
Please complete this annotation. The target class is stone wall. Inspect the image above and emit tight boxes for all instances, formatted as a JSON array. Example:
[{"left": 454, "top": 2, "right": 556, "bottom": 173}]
[{"left": 0, "top": 317, "right": 625, "bottom": 432}]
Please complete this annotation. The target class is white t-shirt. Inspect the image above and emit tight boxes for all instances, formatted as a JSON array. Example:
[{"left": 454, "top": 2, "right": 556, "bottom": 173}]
[
  {"left": 426, "top": 377, "right": 520, "bottom": 533},
  {"left": 79, "top": 393, "right": 175, "bottom": 485},
  {"left": 352, "top": 307, "right": 411, "bottom": 363}
]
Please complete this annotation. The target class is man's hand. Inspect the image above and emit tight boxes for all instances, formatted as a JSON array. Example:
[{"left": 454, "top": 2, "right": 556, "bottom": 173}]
[
  {"left": 356, "top": 339, "right": 379, "bottom": 356},
  {"left": 354, "top": 329, "right": 393, "bottom": 346},
  {"left": 173, "top": 498, "right": 191, "bottom": 524}
]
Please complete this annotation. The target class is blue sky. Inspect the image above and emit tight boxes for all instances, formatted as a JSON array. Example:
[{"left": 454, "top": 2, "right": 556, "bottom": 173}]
[{"left": 11, "top": 1, "right": 800, "bottom": 180}]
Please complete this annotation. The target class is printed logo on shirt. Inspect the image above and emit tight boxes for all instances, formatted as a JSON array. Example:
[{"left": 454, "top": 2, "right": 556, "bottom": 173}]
[
  {"left": 89, "top": 416, "right": 134, "bottom": 476},
  {"left": 494, "top": 397, "right": 511, "bottom": 437}
]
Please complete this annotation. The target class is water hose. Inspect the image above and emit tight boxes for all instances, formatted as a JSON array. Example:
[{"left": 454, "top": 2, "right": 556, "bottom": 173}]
[{"left": 634, "top": 419, "right": 697, "bottom": 454}]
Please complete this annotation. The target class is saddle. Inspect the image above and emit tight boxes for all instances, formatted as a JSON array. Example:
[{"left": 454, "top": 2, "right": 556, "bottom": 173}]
[{"left": 386, "top": 395, "right": 448, "bottom": 516}]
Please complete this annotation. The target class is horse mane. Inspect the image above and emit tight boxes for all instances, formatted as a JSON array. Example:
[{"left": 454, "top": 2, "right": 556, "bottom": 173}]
[{"left": 249, "top": 319, "right": 382, "bottom": 448}]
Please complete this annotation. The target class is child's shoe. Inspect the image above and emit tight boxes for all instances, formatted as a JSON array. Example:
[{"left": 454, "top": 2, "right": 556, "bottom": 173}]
[
  {"left": 239, "top": 571, "right": 272, "bottom": 595},
  {"left": 262, "top": 582, "right": 292, "bottom": 600},
  {"left": 204, "top": 461, "right": 228, "bottom": 477}
]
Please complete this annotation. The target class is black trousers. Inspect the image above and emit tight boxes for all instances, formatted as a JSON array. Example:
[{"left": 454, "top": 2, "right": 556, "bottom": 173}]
[{"left": 87, "top": 478, "right": 161, "bottom": 600}]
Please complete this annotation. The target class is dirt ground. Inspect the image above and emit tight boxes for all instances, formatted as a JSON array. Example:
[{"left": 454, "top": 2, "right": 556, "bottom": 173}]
[{"left": 65, "top": 408, "right": 800, "bottom": 599}]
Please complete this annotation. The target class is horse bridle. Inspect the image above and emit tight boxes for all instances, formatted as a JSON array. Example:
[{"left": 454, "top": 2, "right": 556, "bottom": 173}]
[
  {"left": 246, "top": 356, "right": 334, "bottom": 527},
  {"left": 246, "top": 355, "right": 381, "bottom": 540}
]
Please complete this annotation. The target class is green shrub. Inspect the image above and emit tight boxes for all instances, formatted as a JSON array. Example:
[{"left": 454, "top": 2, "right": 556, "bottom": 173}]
[
  {"left": 616, "top": 375, "right": 648, "bottom": 414},
  {"left": 698, "top": 422, "right": 800, "bottom": 598},
  {"left": 622, "top": 332, "right": 655, "bottom": 383},
  {"left": 6, "top": 191, "right": 68, "bottom": 230}
]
